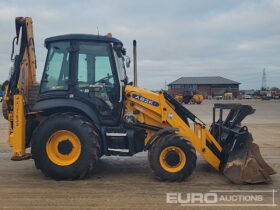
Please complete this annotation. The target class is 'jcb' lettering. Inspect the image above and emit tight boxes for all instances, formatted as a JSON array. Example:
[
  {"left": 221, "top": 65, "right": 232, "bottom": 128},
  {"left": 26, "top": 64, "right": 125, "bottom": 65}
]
[{"left": 132, "top": 94, "right": 159, "bottom": 107}]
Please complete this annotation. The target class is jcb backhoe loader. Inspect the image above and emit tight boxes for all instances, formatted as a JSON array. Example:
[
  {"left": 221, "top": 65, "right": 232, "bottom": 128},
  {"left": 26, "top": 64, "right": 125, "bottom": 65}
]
[{"left": 2, "top": 17, "right": 275, "bottom": 183}]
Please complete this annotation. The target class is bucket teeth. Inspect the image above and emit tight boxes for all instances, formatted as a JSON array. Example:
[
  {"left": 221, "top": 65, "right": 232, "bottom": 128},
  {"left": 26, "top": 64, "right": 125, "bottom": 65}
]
[{"left": 223, "top": 142, "right": 276, "bottom": 184}]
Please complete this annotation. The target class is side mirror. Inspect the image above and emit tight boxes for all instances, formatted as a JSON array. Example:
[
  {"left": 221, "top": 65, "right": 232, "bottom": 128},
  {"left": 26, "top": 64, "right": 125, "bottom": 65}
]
[{"left": 125, "top": 57, "right": 131, "bottom": 68}]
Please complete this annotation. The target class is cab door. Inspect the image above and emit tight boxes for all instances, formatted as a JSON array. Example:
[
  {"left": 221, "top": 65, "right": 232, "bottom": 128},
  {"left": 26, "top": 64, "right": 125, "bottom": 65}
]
[{"left": 73, "top": 41, "right": 122, "bottom": 125}]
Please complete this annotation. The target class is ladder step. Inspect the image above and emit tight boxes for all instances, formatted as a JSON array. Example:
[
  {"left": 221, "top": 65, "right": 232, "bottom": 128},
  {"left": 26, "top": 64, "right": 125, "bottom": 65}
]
[
  {"left": 106, "top": 133, "right": 127, "bottom": 137},
  {"left": 108, "top": 148, "right": 129, "bottom": 152}
]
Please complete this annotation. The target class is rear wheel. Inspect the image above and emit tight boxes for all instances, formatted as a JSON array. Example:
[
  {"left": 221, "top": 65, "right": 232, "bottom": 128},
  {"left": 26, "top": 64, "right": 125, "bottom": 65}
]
[
  {"left": 189, "top": 98, "right": 196, "bottom": 104},
  {"left": 31, "top": 113, "right": 101, "bottom": 180},
  {"left": 148, "top": 134, "right": 196, "bottom": 181}
]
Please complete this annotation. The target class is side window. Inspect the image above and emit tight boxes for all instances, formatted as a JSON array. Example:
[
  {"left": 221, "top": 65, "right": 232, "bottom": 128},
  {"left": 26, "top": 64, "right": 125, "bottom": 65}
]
[
  {"left": 78, "top": 54, "right": 87, "bottom": 83},
  {"left": 77, "top": 45, "right": 115, "bottom": 86},
  {"left": 41, "top": 42, "right": 70, "bottom": 92},
  {"left": 95, "top": 56, "right": 114, "bottom": 83}
]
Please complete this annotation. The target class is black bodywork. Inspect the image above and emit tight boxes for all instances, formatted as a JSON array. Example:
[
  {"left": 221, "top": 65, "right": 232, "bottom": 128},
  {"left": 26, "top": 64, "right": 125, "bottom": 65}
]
[
  {"left": 36, "top": 34, "right": 124, "bottom": 126},
  {"left": 30, "top": 34, "right": 146, "bottom": 156}
]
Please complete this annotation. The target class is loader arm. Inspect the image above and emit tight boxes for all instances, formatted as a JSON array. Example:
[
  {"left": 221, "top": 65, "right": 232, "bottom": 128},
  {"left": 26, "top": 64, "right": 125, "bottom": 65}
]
[
  {"left": 124, "top": 85, "right": 276, "bottom": 183},
  {"left": 3, "top": 17, "right": 37, "bottom": 160},
  {"left": 124, "top": 85, "right": 222, "bottom": 170}
]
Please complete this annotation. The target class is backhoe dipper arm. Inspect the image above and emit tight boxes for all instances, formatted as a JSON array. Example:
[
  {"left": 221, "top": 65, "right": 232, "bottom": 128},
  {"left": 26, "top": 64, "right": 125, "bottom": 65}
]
[{"left": 13, "top": 17, "right": 37, "bottom": 98}]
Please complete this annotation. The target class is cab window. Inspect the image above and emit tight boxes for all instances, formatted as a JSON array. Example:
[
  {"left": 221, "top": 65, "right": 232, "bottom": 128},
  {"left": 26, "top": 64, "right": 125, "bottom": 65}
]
[
  {"left": 41, "top": 42, "right": 70, "bottom": 92},
  {"left": 77, "top": 42, "right": 119, "bottom": 112}
]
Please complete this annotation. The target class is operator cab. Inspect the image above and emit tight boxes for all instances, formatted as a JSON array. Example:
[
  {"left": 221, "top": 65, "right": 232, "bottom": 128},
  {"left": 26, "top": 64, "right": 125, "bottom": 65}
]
[{"left": 39, "top": 34, "right": 128, "bottom": 125}]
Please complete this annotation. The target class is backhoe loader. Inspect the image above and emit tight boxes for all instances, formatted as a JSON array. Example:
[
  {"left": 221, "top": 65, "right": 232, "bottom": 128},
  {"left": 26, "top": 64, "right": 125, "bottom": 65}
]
[
  {"left": 2, "top": 17, "right": 275, "bottom": 183},
  {"left": 175, "top": 91, "right": 203, "bottom": 104}
]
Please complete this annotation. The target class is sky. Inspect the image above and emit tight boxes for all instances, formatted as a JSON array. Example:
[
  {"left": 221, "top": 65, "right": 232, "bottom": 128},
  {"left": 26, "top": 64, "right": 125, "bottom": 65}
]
[{"left": 0, "top": 0, "right": 279, "bottom": 90}]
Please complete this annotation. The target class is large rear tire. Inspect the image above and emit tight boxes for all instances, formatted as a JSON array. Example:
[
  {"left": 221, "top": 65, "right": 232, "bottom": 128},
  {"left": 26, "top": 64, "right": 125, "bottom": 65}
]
[
  {"left": 31, "top": 113, "right": 101, "bottom": 180},
  {"left": 148, "top": 134, "right": 197, "bottom": 181}
]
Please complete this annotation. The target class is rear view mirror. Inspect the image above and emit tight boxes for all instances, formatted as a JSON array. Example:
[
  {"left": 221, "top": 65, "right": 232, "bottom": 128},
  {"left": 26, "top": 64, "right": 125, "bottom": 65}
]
[{"left": 125, "top": 57, "right": 131, "bottom": 68}]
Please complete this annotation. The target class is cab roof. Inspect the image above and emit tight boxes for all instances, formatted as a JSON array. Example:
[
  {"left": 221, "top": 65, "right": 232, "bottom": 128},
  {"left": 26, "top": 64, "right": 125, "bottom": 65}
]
[{"left": 45, "top": 34, "right": 123, "bottom": 47}]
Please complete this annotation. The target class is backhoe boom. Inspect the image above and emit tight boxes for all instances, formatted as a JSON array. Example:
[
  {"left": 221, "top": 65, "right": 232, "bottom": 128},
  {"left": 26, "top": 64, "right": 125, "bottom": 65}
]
[{"left": 3, "top": 17, "right": 37, "bottom": 160}]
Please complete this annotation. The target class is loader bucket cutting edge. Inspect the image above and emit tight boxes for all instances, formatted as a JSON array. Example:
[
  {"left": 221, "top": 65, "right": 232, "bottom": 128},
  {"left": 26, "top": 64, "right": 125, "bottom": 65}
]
[{"left": 222, "top": 134, "right": 276, "bottom": 184}]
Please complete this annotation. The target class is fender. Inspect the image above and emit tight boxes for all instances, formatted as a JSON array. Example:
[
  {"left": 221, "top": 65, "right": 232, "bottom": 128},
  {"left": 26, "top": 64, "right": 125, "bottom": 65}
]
[
  {"left": 31, "top": 98, "right": 100, "bottom": 129},
  {"left": 144, "top": 127, "right": 178, "bottom": 151}
]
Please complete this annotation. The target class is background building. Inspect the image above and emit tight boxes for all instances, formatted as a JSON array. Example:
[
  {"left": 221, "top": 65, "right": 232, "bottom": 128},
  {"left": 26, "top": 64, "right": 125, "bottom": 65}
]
[{"left": 168, "top": 76, "right": 240, "bottom": 98}]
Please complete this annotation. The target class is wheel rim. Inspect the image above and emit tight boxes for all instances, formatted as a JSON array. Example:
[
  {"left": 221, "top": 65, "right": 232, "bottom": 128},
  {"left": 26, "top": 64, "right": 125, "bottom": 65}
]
[
  {"left": 160, "top": 146, "right": 186, "bottom": 173},
  {"left": 46, "top": 130, "right": 81, "bottom": 166}
]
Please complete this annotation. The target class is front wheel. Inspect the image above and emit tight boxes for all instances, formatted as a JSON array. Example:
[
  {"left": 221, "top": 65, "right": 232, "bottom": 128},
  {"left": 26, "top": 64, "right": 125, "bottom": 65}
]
[
  {"left": 189, "top": 98, "right": 196, "bottom": 104},
  {"left": 31, "top": 113, "right": 101, "bottom": 180},
  {"left": 148, "top": 134, "right": 197, "bottom": 181}
]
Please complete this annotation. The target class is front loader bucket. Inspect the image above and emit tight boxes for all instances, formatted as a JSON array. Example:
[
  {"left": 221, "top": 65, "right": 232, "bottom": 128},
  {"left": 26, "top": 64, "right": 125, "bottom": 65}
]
[
  {"left": 222, "top": 132, "right": 276, "bottom": 184},
  {"left": 211, "top": 103, "right": 276, "bottom": 184}
]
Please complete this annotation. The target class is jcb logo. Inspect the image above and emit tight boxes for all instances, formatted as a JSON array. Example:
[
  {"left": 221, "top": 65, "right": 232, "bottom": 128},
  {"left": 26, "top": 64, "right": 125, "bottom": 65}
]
[{"left": 132, "top": 94, "right": 159, "bottom": 107}]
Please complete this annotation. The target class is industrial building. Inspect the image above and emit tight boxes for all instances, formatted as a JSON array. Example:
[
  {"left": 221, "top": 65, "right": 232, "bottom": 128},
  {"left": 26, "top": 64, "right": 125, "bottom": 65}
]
[{"left": 168, "top": 76, "right": 240, "bottom": 98}]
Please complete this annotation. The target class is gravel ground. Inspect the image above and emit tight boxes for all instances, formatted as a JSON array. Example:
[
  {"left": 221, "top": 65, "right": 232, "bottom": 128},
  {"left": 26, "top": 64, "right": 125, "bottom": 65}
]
[{"left": 0, "top": 99, "right": 279, "bottom": 209}]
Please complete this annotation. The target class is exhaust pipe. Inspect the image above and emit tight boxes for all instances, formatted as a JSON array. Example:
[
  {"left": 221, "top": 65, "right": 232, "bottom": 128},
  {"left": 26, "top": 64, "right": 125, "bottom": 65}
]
[{"left": 133, "top": 40, "right": 137, "bottom": 86}]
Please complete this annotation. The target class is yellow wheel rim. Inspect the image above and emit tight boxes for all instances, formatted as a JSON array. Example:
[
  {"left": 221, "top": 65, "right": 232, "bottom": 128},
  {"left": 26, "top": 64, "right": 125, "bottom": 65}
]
[
  {"left": 46, "top": 130, "right": 81, "bottom": 166},
  {"left": 159, "top": 146, "right": 186, "bottom": 173}
]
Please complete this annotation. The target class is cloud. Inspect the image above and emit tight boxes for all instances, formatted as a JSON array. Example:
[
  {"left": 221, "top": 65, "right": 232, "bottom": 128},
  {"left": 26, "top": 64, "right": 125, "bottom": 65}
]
[{"left": 0, "top": 0, "right": 279, "bottom": 90}]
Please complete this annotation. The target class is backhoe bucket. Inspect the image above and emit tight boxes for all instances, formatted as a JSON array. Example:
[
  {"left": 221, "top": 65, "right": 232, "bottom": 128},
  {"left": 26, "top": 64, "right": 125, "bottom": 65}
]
[{"left": 212, "top": 103, "right": 276, "bottom": 184}]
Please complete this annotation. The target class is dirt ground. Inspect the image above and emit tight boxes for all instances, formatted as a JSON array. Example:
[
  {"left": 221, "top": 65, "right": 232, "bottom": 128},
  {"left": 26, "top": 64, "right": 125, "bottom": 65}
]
[{"left": 0, "top": 100, "right": 279, "bottom": 209}]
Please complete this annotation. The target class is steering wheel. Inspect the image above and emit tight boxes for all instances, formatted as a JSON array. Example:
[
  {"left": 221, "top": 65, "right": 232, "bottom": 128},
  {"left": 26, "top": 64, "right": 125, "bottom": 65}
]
[
  {"left": 95, "top": 75, "right": 113, "bottom": 85},
  {"left": 78, "top": 85, "right": 112, "bottom": 112}
]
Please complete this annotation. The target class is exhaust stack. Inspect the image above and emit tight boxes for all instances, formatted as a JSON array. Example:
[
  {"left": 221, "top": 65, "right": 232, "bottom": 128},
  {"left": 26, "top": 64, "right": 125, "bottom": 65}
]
[{"left": 133, "top": 40, "right": 137, "bottom": 86}]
